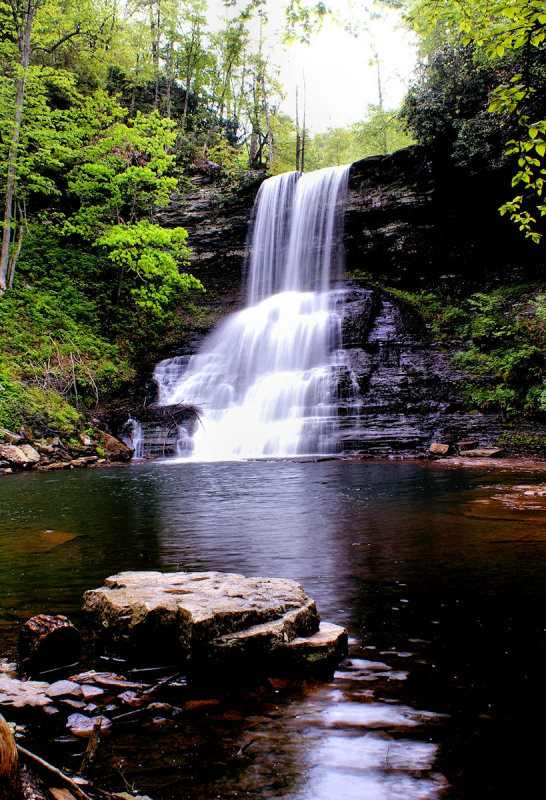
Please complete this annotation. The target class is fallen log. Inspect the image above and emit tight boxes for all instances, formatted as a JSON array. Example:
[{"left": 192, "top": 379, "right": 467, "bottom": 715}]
[{"left": 16, "top": 745, "right": 93, "bottom": 800}]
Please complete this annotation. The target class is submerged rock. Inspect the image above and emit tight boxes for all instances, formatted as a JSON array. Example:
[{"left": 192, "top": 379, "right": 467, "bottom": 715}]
[
  {"left": 462, "top": 448, "right": 504, "bottom": 458},
  {"left": 66, "top": 713, "right": 111, "bottom": 737},
  {"left": 84, "top": 571, "right": 347, "bottom": 676},
  {"left": 0, "top": 676, "right": 52, "bottom": 711}
]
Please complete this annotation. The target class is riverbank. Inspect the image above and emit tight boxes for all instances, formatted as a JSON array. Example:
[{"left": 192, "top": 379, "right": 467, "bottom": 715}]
[{"left": 0, "top": 427, "right": 133, "bottom": 475}]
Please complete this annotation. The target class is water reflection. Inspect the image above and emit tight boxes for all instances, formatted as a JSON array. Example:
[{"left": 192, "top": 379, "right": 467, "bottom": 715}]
[{"left": 1, "top": 460, "right": 546, "bottom": 799}]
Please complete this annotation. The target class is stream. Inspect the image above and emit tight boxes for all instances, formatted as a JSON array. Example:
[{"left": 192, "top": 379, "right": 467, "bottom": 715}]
[{"left": 1, "top": 459, "right": 545, "bottom": 799}]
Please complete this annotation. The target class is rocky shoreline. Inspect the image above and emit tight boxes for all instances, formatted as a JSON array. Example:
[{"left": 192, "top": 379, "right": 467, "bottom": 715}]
[
  {"left": 0, "top": 427, "right": 133, "bottom": 475},
  {"left": 0, "top": 570, "right": 348, "bottom": 799}
]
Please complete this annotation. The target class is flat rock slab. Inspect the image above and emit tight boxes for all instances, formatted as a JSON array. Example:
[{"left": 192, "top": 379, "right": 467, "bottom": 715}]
[
  {"left": 462, "top": 448, "right": 503, "bottom": 458},
  {"left": 0, "top": 676, "right": 52, "bottom": 711},
  {"left": 84, "top": 571, "right": 345, "bottom": 675}
]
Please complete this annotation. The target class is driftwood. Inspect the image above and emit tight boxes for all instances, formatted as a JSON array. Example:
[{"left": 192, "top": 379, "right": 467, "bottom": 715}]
[
  {"left": 18, "top": 615, "right": 81, "bottom": 674},
  {"left": 133, "top": 403, "right": 201, "bottom": 425},
  {"left": 0, "top": 714, "right": 18, "bottom": 800}
]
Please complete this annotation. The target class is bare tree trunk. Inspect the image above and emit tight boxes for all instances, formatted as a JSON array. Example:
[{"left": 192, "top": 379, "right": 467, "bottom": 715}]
[
  {"left": 165, "top": 38, "right": 173, "bottom": 119},
  {"left": 295, "top": 86, "right": 301, "bottom": 172},
  {"left": 301, "top": 73, "right": 306, "bottom": 173},
  {"left": 182, "top": 72, "right": 191, "bottom": 131},
  {"left": 0, "top": 0, "right": 36, "bottom": 292},
  {"left": 6, "top": 203, "right": 24, "bottom": 288},
  {"left": 151, "top": 1, "right": 161, "bottom": 111},
  {"left": 376, "top": 57, "right": 388, "bottom": 155},
  {"left": 261, "top": 72, "right": 275, "bottom": 169}
]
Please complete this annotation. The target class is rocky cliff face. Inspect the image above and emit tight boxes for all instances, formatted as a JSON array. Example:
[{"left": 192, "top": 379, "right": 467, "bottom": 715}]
[
  {"left": 345, "top": 146, "right": 542, "bottom": 293},
  {"left": 156, "top": 167, "right": 265, "bottom": 301},
  {"left": 337, "top": 284, "right": 504, "bottom": 454}
]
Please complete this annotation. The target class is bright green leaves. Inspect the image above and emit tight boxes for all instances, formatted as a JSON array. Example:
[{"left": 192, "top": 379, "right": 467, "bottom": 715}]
[
  {"left": 65, "top": 104, "right": 178, "bottom": 240},
  {"left": 97, "top": 221, "right": 203, "bottom": 319}
]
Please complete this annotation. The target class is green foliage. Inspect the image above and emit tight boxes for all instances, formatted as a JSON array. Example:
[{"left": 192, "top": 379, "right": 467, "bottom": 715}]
[
  {"left": 404, "top": 0, "right": 546, "bottom": 241},
  {"left": 400, "top": 44, "right": 531, "bottom": 173},
  {"left": 497, "top": 430, "right": 546, "bottom": 456},
  {"left": 453, "top": 286, "right": 546, "bottom": 415},
  {"left": 64, "top": 104, "right": 178, "bottom": 239},
  {"left": 273, "top": 106, "right": 413, "bottom": 174},
  {"left": 0, "top": 246, "right": 135, "bottom": 436},
  {"left": 389, "top": 283, "right": 546, "bottom": 417},
  {"left": 97, "top": 220, "right": 203, "bottom": 319}
]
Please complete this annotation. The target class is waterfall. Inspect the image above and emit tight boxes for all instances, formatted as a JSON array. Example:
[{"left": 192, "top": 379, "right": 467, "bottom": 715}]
[{"left": 154, "top": 164, "right": 351, "bottom": 461}]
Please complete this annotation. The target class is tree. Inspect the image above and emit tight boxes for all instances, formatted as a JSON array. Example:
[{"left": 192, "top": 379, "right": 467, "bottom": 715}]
[
  {"left": 0, "top": 0, "right": 43, "bottom": 291},
  {"left": 405, "top": 0, "right": 546, "bottom": 242},
  {"left": 0, "top": 0, "right": 114, "bottom": 291},
  {"left": 97, "top": 220, "right": 202, "bottom": 318}
]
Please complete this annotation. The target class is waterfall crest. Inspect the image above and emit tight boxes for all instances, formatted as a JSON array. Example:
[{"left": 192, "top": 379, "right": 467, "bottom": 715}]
[{"left": 154, "top": 164, "right": 351, "bottom": 461}]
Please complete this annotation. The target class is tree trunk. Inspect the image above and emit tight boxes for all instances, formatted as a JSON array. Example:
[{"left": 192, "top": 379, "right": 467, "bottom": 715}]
[
  {"left": 6, "top": 204, "right": 24, "bottom": 289},
  {"left": 261, "top": 73, "right": 275, "bottom": 169},
  {"left": 301, "top": 74, "right": 306, "bottom": 173},
  {"left": 0, "top": 1, "right": 36, "bottom": 292},
  {"left": 151, "top": 1, "right": 161, "bottom": 111},
  {"left": 165, "top": 37, "right": 173, "bottom": 119},
  {"left": 376, "top": 58, "right": 388, "bottom": 155},
  {"left": 182, "top": 72, "right": 191, "bottom": 131},
  {"left": 295, "top": 86, "right": 300, "bottom": 172}
]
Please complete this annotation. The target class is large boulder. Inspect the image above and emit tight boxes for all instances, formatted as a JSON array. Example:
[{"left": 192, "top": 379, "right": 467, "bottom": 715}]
[
  {"left": 95, "top": 430, "right": 133, "bottom": 462},
  {"left": 0, "top": 444, "right": 36, "bottom": 469},
  {"left": 84, "top": 571, "right": 347, "bottom": 675}
]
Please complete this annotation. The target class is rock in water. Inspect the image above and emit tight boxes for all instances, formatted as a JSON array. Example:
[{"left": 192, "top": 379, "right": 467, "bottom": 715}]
[
  {"left": 95, "top": 431, "right": 133, "bottom": 462},
  {"left": 18, "top": 615, "right": 81, "bottom": 675},
  {"left": 84, "top": 571, "right": 347, "bottom": 675},
  {"left": 0, "top": 713, "right": 18, "bottom": 800}
]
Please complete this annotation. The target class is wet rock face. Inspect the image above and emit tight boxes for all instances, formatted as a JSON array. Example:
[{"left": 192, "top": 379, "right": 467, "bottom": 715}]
[
  {"left": 338, "top": 285, "right": 506, "bottom": 454},
  {"left": 84, "top": 571, "right": 347, "bottom": 675}
]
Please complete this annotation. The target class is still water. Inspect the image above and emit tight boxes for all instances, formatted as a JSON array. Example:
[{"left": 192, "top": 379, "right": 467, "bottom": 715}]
[{"left": 1, "top": 460, "right": 545, "bottom": 799}]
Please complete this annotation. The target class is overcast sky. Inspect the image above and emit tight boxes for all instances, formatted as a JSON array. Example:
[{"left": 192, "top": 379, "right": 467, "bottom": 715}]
[{"left": 207, "top": 0, "right": 418, "bottom": 133}]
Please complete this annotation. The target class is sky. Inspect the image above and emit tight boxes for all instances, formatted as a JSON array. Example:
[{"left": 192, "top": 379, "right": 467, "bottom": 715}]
[{"left": 207, "top": 0, "right": 418, "bottom": 133}]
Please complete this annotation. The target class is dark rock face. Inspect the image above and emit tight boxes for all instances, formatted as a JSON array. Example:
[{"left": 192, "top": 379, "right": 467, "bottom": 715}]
[
  {"left": 337, "top": 285, "right": 506, "bottom": 454},
  {"left": 345, "top": 146, "right": 543, "bottom": 293},
  {"left": 155, "top": 168, "right": 266, "bottom": 300}
]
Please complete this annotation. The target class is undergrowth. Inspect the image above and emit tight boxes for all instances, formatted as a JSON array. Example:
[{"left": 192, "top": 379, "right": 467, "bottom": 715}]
[
  {"left": 0, "top": 230, "right": 193, "bottom": 438},
  {"left": 381, "top": 283, "right": 546, "bottom": 418}
]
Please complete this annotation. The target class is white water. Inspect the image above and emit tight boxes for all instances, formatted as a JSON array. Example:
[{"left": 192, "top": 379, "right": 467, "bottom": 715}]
[{"left": 154, "top": 164, "right": 351, "bottom": 461}]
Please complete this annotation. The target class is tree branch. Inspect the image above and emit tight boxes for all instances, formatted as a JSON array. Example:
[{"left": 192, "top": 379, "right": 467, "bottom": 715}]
[{"left": 31, "top": 24, "right": 82, "bottom": 55}]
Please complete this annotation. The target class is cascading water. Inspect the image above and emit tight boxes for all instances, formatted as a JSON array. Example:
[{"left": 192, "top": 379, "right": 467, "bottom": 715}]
[{"left": 153, "top": 164, "right": 352, "bottom": 461}]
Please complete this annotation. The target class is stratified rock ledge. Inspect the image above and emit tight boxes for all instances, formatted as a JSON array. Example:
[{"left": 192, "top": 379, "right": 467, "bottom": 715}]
[{"left": 83, "top": 571, "right": 347, "bottom": 676}]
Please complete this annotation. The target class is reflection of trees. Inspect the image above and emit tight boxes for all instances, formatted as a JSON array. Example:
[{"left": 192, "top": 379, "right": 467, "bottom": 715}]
[{"left": 0, "top": 467, "right": 165, "bottom": 649}]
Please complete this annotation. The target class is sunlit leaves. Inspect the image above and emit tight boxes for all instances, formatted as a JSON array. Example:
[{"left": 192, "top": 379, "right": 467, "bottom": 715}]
[{"left": 97, "top": 220, "right": 203, "bottom": 318}]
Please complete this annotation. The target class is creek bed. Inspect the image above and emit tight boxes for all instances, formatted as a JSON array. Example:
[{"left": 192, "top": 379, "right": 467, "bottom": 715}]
[{"left": 1, "top": 460, "right": 545, "bottom": 799}]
